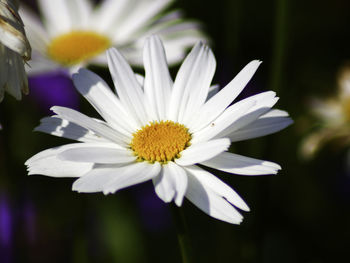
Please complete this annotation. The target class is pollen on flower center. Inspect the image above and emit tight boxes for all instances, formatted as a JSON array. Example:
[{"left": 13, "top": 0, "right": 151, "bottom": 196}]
[
  {"left": 47, "top": 31, "right": 111, "bottom": 66},
  {"left": 130, "top": 121, "right": 192, "bottom": 163}
]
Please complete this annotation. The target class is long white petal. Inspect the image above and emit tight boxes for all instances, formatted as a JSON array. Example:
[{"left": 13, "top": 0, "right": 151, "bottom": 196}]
[
  {"left": 131, "top": 22, "right": 205, "bottom": 66},
  {"left": 179, "top": 45, "right": 216, "bottom": 126},
  {"left": 185, "top": 165, "right": 249, "bottom": 211},
  {"left": 192, "top": 60, "right": 262, "bottom": 130},
  {"left": 106, "top": 48, "right": 148, "bottom": 126},
  {"left": 153, "top": 167, "right": 175, "bottom": 203},
  {"left": 102, "top": 162, "right": 161, "bottom": 194},
  {"left": 143, "top": 35, "right": 173, "bottom": 120},
  {"left": 216, "top": 92, "right": 279, "bottom": 138},
  {"left": 51, "top": 106, "right": 129, "bottom": 145},
  {"left": 175, "top": 138, "right": 230, "bottom": 166},
  {"left": 90, "top": 0, "right": 130, "bottom": 33},
  {"left": 72, "top": 68, "right": 138, "bottom": 134},
  {"left": 186, "top": 172, "right": 243, "bottom": 224},
  {"left": 191, "top": 99, "right": 256, "bottom": 144},
  {"left": 58, "top": 145, "right": 135, "bottom": 164},
  {"left": 201, "top": 152, "right": 281, "bottom": 175},
  {"left": 66, "top": 0, "right": 92, "bottom": 28},
  {"left": 113, "top": 0, "right": 173, "bottom": 43},
  {"left": 34, "top": 116, "right": 106, "bottom": 143},
  {"left": 37, "top": 0, "right": 72, "bottom": 35},
  {"left": 168, "top": 41, "right": 204, "bottom": 121},
  {"left": 153, "top": 162, "right": 187, "bottom": 206},
  {"left": 25, "top": 144, "right": 94, "bottom": 177},
  {"left": 207, "top": 84, "right": 220, "bottom": 100},
  {"left": 228, "top": 109, "right": 293, "bottom": 142}
]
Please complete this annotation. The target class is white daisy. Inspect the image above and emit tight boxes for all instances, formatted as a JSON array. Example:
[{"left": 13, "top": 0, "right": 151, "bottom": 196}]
[
  {"left": 25, "top": 36, "right": 292, "bottom": 224},
  {"left": 19, "top": 0, "right": 206, "bottom": 76},
  {"left": 0, "top": 0, "right": 31, "bottom": 101},
  {"left": 301, "top": 65, "right": 350, "bottom": 158}
]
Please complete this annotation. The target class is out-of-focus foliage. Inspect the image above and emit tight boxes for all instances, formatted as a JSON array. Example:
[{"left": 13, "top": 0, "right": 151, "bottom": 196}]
[{"left": 1, "top": 0, "right": 350, "bottom": 262}]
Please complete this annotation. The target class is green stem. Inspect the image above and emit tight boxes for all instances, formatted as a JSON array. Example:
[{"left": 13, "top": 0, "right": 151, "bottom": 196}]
[{"left": 169, "top": 204, "right": 195, "bottom": 263}]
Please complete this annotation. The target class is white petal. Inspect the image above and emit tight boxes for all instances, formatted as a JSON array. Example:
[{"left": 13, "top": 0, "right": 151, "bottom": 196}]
[
  {"left": 168, "top": 42, "right": 209, "bottom": 122},
  {"left": 185, "top": 172, "right": 243, "bottom": 224},
  {"left": 179, "top": 45, "right": 216, "bottom": 126},
  {"left": 153, "top": 25, "right": 205, "bottom": 66},
  {"left": 112, "top": 0, "right": 173, "bottom": 43},
  {"left": 106, "top": 48, "right": 148, "bottom": 126},
  {"left": 262, "top": 109, "right": 290, "bottom": 117},
  {"left": 19, "top": 7, "right": 48, "bottom": 53},
  {"left": 191, "top": 60, "right": 262, "bottom": 130},
  {"left": 228, "top": 109, "right": 293, "bottom": 142},
  {"left": 58, "top": 145, "right": 135, "bottom": 164},
  {"left": 215, "top": 91, "right": 279, "bottom": 138},
  {"left": 91, "top": 0, "right": 131, "bottom": 33},
  {"left": 102, "top": 162, "right": 161, "bottom": 194},
  {"left": 34, "top": 115, "right": 106, "bottom": 143},
  {"left": 135, "top": 73, "right": 145, "bottom": 86},
  {"left": 37, "top": 0, "right": 72, "bottom": 35},
  {"left": 72, "top": 68, "right": 138, "bottom": 134},
  {"left": 51, "top": 106, "right": 129, "bottom": 145},
  {"left": 153, "top": 167, "right": 175, "bottom": 203},
  {"left": 127, "top": 25, "right": 205, "bottom": 66},
  {"left": 66, "top": 0, "right": 92, "bottom": 28},
  {"left": 175, "top": 138, "right": 230, "bottom": 166},
  {"left": 143, "top": 35, "right": 173, "bottom": 121},
  {"left": 207, "top": 84, "right": 220, "bottom": 100},
  {"left": 191, "top": 98, "right": 256, "bottom": 144},
  {"left": 185, "top": 165, "right": 249, "bottom": 211},
  {"left": 25, "top": 144, "right": 94, "bottom": 177},
  {"left": 201, "top": 152, "right": 281, "bottom": 175},
  {"left": 72, "top": 165, "right": 119, "bottom": 193},
  {"left": 153, "top": 162, "right": 187, "bottom": 206}
]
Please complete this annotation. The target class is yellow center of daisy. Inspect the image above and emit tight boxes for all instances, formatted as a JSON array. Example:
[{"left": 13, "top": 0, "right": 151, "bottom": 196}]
[
  {"left": 130, "top": 121, "right": 192, "bottom": 163},
  {"left": 47, "top": 31, "right": 111, "bottom": 66}
]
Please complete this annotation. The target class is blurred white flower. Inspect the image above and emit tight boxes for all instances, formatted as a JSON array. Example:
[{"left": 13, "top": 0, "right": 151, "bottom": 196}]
[
  {"left": 20, "top": 0, "right": 206, "bottom": 75},
  {"left": 0, "top": 0, "right": 31, "bottom": 101},
  {"left": 25, "top": 36, "right": 292, "bottom": 224},
  {"left": 301, "top": 65, "right": 350, "bottom": 158}
]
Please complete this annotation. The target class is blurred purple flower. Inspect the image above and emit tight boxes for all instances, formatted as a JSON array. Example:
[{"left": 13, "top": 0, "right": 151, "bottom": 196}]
[
  {"left": 28, "top": 71, "right": 80, "bottom": 113},
  {"left": 0, "top": 194, "right": 12, "bottom": 246},
  {"left": 132, "top": 183, "right": 171, "bottom": 233},
  {"left": 0, "top": 193, "right": 12, "bottom": 263}
]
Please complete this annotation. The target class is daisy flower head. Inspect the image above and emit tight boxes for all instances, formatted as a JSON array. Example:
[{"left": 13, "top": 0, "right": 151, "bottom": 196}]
[
  {"left": 0, "top": 0, "right": 31, "bottom": 101},
  {"left": 25, "top": 36, "right": 293, "bottom": 224},
  {"left": 301, "top": 65, "right": 350, "bottom": 158},
  {"left": 19, "top": 0, "right": 206, "bottom": 76}
]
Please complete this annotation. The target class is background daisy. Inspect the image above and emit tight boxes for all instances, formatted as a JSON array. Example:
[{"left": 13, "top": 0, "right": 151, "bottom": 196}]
[
  {"left": 20, "top": 0, "right": 206, "bottom": 75},
  {"left": 301, "top": 65, "right": 350, "bottom": 158}
]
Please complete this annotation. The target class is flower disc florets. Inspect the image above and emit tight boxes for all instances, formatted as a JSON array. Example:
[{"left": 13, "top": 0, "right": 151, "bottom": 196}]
[
  {"left": 130, "top": 121, "right": 192, "bottom": 163},
  {"left": 47, "top": 31, "right": 110, "bottom": 66}
]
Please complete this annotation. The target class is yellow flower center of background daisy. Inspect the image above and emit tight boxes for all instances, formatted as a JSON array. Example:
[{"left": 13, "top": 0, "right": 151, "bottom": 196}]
[
  {"left": 130, "top": 121, "right": 192, "bottom": 163},
  {"left": 47, "top": 31, "right": 111, "bottom": 66}
]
